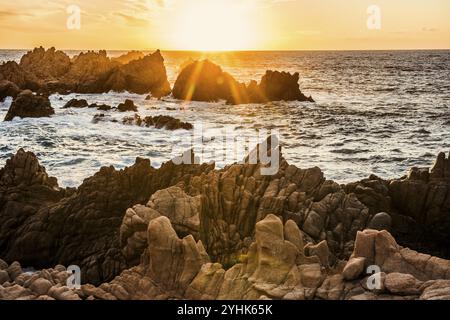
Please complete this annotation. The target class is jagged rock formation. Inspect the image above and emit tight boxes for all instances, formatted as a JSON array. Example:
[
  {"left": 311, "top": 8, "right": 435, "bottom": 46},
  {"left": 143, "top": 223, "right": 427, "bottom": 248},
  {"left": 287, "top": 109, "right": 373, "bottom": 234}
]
[
  {"left": 0, "top": 47, "right": 171, "bottom": 97},
  {"left": 111, "top": 51, "right": 145, "bottom": 65},
  {"left": 0, "top": 61, "right": 40, "bottom": 90},
  {"left": 173, "top": 60, "right": 314, "bottom": 104},
  {"left": 55, "top": 216, "right": 450, "bottom": 300},
  {"left": 0, "top": 143, "right": 449, "bottom": 300},
  {"left": 20, "top": 47, "right": 71, "bottom": 82},
  {"left": 345, "top": 152, "right": 450, "bottom": 258},
  {"left": 122, "top": 114, "right": 194, "bottom": 130},
  {"left": 4, "top": 90, "right": 55, "bottom": 121},
  {"left": 0, "top": 150, "right": 214, "bottom": 285}
]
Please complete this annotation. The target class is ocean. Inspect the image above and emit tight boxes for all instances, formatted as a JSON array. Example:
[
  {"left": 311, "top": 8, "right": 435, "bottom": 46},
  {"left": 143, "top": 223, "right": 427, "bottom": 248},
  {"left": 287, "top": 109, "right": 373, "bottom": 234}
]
[{"left": 1, "top": 50, "right": 449, "bottom": 187}]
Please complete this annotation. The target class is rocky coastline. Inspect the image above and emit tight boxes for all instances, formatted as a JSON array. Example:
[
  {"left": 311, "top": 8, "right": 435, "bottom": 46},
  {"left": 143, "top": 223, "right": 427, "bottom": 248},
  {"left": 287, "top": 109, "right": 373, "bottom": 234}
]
[{"left": 0, "top": 141, "right": 449, "bottom": 300}]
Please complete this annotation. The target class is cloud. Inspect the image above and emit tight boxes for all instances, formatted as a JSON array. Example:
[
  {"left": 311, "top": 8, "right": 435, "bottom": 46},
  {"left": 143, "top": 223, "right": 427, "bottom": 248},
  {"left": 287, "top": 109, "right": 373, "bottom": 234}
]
[{"left": 113, "top": 12, "right": 149, "bottom": 27}]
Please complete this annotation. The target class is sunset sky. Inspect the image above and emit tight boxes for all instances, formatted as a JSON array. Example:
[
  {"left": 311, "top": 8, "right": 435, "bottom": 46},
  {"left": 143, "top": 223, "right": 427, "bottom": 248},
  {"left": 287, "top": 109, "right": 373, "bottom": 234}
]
[{"left": 0, "top": 0, "right": 449, "bottom": 51}]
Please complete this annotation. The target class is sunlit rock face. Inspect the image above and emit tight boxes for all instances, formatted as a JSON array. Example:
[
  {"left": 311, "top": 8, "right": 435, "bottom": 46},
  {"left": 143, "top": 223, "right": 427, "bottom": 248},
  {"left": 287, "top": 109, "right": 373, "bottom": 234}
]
[
  {"left": 172, "top": 59, "right": 314, "bottom": 104},
  {"left": 0, "top": 141, "right": 449, "bottom": 300},
  {"left": 0, "top": 47, "right": 171, "bottom": 98}
]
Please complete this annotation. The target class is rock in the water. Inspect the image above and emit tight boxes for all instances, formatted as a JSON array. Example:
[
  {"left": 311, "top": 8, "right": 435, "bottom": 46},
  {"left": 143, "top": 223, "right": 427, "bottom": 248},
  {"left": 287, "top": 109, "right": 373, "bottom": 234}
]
[
  {"left": 89, "top": 103, "right": 112, "bottom": 111},
  {"left": 173, "top": 60, "right": 247, "bottom": 104},
  {"left": 122, "top": 114, "right": 193, "bottom": 130},
  {"left": 4, "top": 90, "right": 54, "bottom": 121},
  {"left": 173, "top": 59, "right": 314, "bottom": 104},
  {"left": 0, "top": 80, "right": 20, "bottom": 102},
  {"left": 255, "top": 70, "right": 314, "bottom": 103},
  {"left": 63, "top": 98, "right": 89, "bottom": 109},
  {"left": 1, "top": 47, "right": 171, "bottom": 97},
  {"left": 117, "top": 99, "right": 137, "bottom": 112}
]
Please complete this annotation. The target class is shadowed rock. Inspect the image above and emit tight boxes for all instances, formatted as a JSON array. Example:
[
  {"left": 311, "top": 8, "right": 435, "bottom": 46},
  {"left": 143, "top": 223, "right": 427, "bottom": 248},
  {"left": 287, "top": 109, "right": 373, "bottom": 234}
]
[
  {"left": 0, "top": 80, "right": 20, "bottom": 102},
  {"left": 4, "top": 90, "right": 54, "bottom": 121},
  {"left": 62, "top": 98, "right": 89, "bottom": 109},
  {"left": 173, "top": 60, "right": 314, "bottom": 104},
  {"left": 111, "top": 51, "right": 145, "bottom": 65},
  {"left": 117, "top": 99, "right": 137, "bottom": 112},
  {"left": 1, "top": 47, "right": 171, "bottom": 97},
  {"left": 122, "top": 114, "right": 193, "bottom": 130},
  {"left": 0, "top": 149, "right": 214, "bottom": 285}
]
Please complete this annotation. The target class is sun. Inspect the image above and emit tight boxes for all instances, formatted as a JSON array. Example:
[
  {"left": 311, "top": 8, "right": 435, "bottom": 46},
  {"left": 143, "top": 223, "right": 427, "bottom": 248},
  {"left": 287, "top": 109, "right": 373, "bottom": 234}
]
[{"left": 170, "top": 0, "right": 255, "bottom": 51}]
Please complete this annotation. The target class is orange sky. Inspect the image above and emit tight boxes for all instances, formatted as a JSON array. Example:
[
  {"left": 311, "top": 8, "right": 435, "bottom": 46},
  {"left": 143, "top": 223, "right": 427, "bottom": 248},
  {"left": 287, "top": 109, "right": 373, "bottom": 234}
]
[{"left": 0, "top": 0, "right": 449, "bottom": 50}]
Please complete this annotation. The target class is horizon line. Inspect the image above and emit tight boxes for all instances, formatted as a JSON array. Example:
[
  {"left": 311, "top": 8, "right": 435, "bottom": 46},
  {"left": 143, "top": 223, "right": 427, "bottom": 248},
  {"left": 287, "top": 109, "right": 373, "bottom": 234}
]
[{"left": 1, "top": 47, "right": 450, "bottom": 53}]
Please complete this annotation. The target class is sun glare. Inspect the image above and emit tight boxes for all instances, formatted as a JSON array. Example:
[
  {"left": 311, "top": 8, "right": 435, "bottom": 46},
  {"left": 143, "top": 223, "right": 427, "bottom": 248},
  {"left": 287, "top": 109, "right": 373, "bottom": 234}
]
[{"left": 171, "top": 0, "right": 255, "bottom": 51}]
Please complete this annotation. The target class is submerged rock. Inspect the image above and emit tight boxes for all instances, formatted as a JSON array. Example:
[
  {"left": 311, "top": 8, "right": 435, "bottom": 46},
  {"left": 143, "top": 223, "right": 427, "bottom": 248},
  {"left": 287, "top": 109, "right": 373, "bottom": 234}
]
[
  {"left": 63, "top": 98, "right": 89, "bottom": 109},
  {"left": 4, "top": 90, "right": 54, "bottom": 121},
  {"left": 122, "top": 114, "right": 193, "bottom": 130}
]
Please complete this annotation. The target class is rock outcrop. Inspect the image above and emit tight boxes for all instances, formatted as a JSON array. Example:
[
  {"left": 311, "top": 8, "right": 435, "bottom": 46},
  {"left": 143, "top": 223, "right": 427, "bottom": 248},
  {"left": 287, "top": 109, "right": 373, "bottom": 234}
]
[
  {"left": 0, "top": 143, "right": 449, "bottom": 300},
  {"left": 173, "top": 60, "right": 314, "bottom": 104},
  {"left": 0, "top": 47, "right": 171, "bottom": 97},
  {"left": 117, "top": 99, "right": 137, "bottom": 112},
  {"left": 0, "top": 150, "right": 214, "bottom": 285},
  {"left": 20, "top": 47, "right": 71, "bottom": 82},
  {"left": 111, "top": 51, "right": 145, "bottom": 65},
  {"left": 4, "top": 90, "right": 54, "bottom": 121},
  {"left": 345, "top": 152, "right": 450, "bottom": 259},
  {"left": 0, "top": 61, "right": 40, "bottom": 90}
]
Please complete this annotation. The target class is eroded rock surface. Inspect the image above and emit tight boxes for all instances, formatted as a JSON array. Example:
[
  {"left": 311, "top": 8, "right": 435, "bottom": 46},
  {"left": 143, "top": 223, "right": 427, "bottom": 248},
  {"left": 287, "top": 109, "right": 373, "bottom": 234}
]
[{"left": 0, "top": 142, "right": 449, "bottom": 300}]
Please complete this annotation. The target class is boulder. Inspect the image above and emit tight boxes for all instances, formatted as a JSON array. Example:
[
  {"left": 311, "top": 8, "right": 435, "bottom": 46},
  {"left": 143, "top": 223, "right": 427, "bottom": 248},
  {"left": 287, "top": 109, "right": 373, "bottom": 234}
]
[
  {"left": 63, "top": 98, "right": 89, "bottom": 109},
  {"left": 117, "top": 99, "right": 137, "bottom": 112},
  {"left": 122, "top": 114, "right": 193, "bottom": 130},
  {"left": 367, "top": 212, "right": 392, "bottom": 231},
  {"left": 384, "top": 273, "right": 423, "bottom": 295},
  {"left": 29, "top": 278, "right": 53, "bottom": 296},
  {"left": 4, "top": 90, "right": 54, "bottom": 121},
  {"left": 342, "top": 257, "right": 366, "bottom": 280}
]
